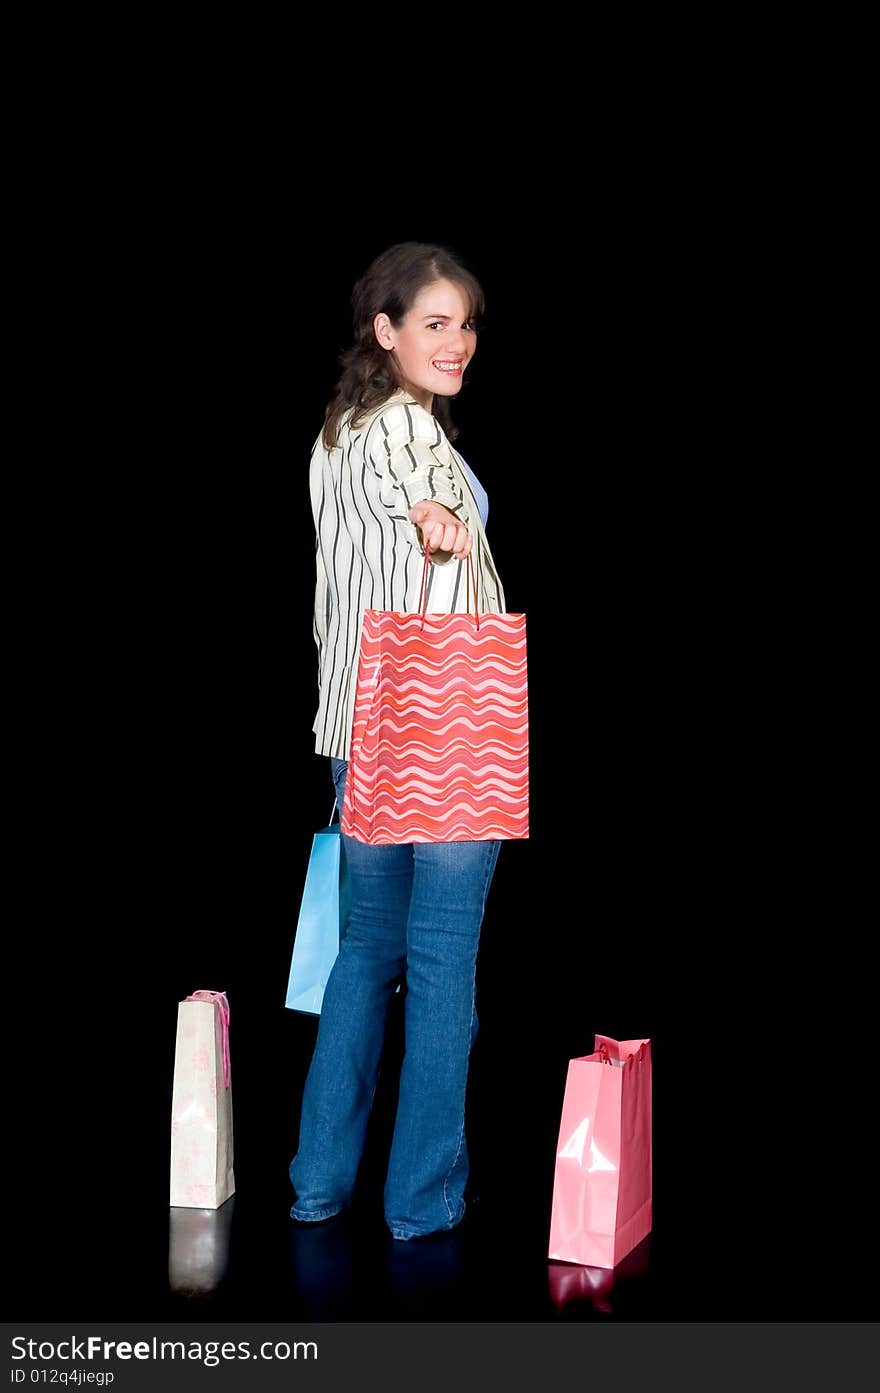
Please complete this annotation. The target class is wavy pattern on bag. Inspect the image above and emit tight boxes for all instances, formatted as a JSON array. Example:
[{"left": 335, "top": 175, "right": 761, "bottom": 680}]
[{"left": 341, "top": 610, "right": 529, "bottom": 844}]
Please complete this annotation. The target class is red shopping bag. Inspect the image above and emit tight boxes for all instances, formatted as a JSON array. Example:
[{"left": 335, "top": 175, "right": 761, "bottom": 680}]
[
  {"left": 341, "top": 548, "right": 529, "bottom": 845},
  {"left": 548, "top": 1034, "right": 652, "bottom": 1268}
]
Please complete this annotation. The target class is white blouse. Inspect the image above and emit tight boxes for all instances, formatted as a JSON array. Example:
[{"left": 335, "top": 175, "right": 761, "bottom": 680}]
[{"left": 308, "top": 387, "right": 507, "bottom": 760}]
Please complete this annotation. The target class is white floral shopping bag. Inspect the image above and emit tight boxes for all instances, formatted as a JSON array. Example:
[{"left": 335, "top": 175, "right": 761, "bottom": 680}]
[{"left": 169, "top": 989, "right": 235, "bottom": 1209}]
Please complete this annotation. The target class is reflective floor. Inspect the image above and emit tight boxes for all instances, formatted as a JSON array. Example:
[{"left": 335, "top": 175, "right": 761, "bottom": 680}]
[
  {"left": 8, "top": 986, "right": 674, "bottom": 1322},
  {"left": 165, "top": 1191, "right": 656, "bottom": 1322},
  {"left": 7, "top": 796, "right": 872, "bottom": 1323},
  {"left": 162, "top": 1194, "right": 657, "bottom": 1323},
  {"left": 9, "top": 976, "right": 870, "bottom": 1324}
]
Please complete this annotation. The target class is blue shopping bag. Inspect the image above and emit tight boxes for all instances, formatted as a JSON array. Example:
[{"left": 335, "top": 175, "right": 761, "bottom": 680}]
[{"left": 285, "top": 799, "right": 351, "bottom": 1015}]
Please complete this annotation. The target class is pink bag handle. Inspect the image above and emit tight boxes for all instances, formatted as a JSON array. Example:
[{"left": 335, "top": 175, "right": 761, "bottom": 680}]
[
  {"left": 185, "top": 989, "right": 231, "bottom": 1089},
  {"left": 417, "top": 541, "right": 480, "bottom": 631},
  {"left": 597, "top": 1039, "right": 649, "bottom": 1068}
]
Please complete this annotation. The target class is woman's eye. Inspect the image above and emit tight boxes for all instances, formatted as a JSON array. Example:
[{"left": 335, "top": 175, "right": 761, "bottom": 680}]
[{"left": 429, "top": 321, "right": 476, "bottom": 331}]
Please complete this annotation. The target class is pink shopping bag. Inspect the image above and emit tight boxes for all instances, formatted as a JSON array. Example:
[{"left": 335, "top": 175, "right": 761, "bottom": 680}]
[{"left": 548, "top": 1033, "right": 652, "bottom": 1268}]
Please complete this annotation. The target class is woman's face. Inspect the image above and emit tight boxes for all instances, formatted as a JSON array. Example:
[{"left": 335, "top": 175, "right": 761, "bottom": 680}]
[{"left": 374, "top": 278, "right": 477, "bottom": 411}]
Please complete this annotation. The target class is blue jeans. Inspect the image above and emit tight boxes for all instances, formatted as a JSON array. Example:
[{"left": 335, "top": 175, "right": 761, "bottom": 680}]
[{"left": 289, "top": 756, "right": 503, "bottom": 1240}]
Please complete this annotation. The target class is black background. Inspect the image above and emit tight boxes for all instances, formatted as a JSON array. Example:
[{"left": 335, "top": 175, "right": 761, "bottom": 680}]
[{"left": 9, "top": 161, "right": 871, "bottom": 1322}]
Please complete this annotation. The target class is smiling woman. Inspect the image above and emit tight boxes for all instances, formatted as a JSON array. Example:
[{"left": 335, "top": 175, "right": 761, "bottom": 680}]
[
  {"left": 321, "top": 241, "right": 485, "bottom": 453},
  {"left": 289, "top": 241, "right": 509, "bottom": 1244},
  {"left": 372, "top": 279, "right": 478, "bottom": 411}
]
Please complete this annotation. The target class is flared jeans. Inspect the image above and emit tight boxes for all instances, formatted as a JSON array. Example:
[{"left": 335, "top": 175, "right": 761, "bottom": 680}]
[{"left": 290, "top": 756, "right": 502, "bottom": 1239}]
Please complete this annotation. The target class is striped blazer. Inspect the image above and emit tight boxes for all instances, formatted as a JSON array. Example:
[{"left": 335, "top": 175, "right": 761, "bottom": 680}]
[{"left": 309, "top": 386, "right": 507, "bottom": 760}]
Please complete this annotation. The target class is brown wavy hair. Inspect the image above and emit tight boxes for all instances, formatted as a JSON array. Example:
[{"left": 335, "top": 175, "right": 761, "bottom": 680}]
[{"left": 322, "top": 241, "right": 485, "bottom": 451}]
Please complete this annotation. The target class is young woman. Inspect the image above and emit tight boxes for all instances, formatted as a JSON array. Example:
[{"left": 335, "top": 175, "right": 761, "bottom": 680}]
[{"left": 289, "top": 242, "right": 508, "bottom": 1241}]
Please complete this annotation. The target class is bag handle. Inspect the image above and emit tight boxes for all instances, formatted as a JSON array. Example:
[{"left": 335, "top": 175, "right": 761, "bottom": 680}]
[
  {"left": 184, "top": 990, "right": 231, "bottom": 1089},
  {"left": 417, "top": 540, "right": 480, "bottom": 632},
  {"left": 597, "top": 1040, "right": 649, "bottom": 1069}
]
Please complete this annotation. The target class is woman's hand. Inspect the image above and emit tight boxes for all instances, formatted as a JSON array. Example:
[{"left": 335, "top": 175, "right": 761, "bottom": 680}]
[{"left": 408, "top": 501, "right": 473, "bottom": 559}]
